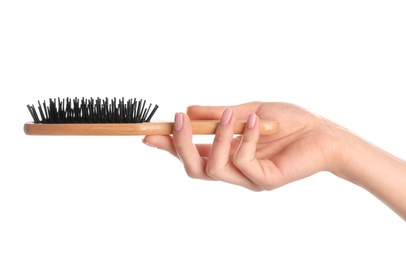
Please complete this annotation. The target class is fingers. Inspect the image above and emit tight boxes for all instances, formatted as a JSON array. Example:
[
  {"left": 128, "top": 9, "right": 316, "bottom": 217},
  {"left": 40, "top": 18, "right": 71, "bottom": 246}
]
[
  {"left": 172, "top": 112, "right": 213, "bottom": 180},
  {"left": 205, "top": 108, "right": 262, "bottom": 191},
  {"left": 233, "top": 113, "right": 283, "bottom": 190},
  {"left": 206, "top": 108, "right": 236, "bottom": 169},
  {"left": 233, "top": 113, "right": 261, "bottom": 174},
  {"left": 143, "top": 107, "right": 282, "bottom": 191}
]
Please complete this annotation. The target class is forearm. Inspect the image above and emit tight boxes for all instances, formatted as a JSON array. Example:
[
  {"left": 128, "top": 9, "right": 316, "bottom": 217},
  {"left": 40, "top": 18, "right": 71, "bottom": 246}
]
[{"left": 333, "top": 130, "right": 406, "bottom": 221}]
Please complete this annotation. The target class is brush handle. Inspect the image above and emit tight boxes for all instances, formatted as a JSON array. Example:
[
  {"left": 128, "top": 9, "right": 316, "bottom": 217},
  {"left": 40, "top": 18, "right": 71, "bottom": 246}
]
[{"left": 24, "top": 120, "right": 279, "bottom": 136}]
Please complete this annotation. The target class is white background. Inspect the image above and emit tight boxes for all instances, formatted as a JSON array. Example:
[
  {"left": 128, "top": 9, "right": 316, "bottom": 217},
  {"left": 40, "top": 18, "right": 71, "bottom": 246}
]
[{"left": 1, "top": 1, "right": 405, "bottom": 259}]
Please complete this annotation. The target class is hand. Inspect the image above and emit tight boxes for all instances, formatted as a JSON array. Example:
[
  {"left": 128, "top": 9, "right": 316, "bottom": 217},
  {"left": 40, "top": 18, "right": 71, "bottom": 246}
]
[{"left": 143, "top": 101, "right": 343, "bottom": 191}]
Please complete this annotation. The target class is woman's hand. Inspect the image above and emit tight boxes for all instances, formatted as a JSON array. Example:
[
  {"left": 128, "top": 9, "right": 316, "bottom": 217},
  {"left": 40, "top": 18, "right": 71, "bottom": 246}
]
[
  {"left": 143, "top": 102, "right": 343, "bottom": 191},
  {"left": 143, "top": 101, "right": 406, "bottom": 220}
]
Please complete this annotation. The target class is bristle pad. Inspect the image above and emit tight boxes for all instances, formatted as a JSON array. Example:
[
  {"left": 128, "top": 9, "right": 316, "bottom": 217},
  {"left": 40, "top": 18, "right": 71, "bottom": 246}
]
[{"left": 27, "top": 97, "right": 159, "bottom": 124}]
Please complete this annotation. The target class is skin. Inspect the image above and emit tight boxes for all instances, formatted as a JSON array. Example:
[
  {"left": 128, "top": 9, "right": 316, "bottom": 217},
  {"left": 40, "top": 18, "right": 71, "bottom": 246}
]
[{"left": 142, "top": 102, "right": 406, "bottom": 221}]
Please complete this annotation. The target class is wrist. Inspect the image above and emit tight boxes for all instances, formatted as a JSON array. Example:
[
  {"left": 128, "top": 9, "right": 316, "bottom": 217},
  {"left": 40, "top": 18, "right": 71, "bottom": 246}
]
[
  {"left": 326, "top": 127, "right": 366, "bottom": 181},
  {"left": 326, "top": 126, "right": 406, "bottom": 220},
  {"left": 329, "top": 127, "right": 399, "bottom": 183}
]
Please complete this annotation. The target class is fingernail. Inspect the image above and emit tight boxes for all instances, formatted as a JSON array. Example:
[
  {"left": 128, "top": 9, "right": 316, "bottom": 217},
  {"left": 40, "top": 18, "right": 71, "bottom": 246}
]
[
  {"left": 174, "top": 112, "right": 183, "bottom": 131},
  {"left": 247, "top": 113, "right": 256, "bottom": 129},
  {"left": 220, "top": 107, "right": 232, "bottom": 126}
]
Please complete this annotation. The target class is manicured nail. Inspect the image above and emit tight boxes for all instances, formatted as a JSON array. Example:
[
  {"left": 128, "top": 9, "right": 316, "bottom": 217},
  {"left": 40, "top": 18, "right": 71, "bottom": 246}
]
[
  {"left": 220, "top": 107, "right": 232, "bottom": 126},
  {"left": 247, "top": 113, "right": 256, "bottom": 129},
  {"left": 174, "top": 112, "right": 183, "bottom": 131}
]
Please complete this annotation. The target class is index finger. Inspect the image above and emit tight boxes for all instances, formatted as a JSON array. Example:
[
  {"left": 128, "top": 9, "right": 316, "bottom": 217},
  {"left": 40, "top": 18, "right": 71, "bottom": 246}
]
[{"left": 172, "top": 112, "right": 213, "bottom": 180}]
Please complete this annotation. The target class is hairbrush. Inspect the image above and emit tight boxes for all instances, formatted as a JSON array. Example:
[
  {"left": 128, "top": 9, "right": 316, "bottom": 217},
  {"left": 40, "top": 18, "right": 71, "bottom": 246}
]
[{"left": 24, "top": 97, "right": 279, "bottom": 136}]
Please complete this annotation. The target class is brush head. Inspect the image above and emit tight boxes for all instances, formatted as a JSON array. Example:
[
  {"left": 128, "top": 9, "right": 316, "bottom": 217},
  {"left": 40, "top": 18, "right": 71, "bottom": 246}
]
[{"left": 27, "top": 97, "right": 159, "bottom": 124}]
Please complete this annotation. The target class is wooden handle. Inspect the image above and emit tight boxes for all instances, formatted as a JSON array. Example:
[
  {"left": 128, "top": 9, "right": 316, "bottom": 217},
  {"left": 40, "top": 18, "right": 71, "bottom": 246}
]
[{"left": 24, "top": 120, "right": 279, "bottom": 136}]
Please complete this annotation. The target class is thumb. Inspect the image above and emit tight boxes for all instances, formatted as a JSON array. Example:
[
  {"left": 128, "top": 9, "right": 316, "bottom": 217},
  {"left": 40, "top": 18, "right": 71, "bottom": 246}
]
[{"left": 186, "top": 102, "right": 263, "bottom": 120}]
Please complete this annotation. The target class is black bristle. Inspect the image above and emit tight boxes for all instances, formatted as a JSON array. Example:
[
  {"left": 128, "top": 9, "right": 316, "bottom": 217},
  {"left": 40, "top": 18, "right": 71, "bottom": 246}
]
[
  {"left": 27, "top": 97, "right": 159, "bottom": 124},
  {"left": 27, "top": 105, "right": 40, "bottom": 123},
  {"left": 147, "top": 104, "right": 159, "bottom": 122},
  {"left": 38, "top": 101, "right": 47, "bottom": 123}
]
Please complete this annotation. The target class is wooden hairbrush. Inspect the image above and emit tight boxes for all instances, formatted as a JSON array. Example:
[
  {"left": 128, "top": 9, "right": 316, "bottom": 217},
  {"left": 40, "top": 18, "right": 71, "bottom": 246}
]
[{"left": 24, "top": 97, "right": 279, "bottom": 136}]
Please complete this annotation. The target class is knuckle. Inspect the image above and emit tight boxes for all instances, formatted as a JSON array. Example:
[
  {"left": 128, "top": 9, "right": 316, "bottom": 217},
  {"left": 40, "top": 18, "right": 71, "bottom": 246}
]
[
  {"left": 185, "top": 172, "right": 200, "bottom": 179},
  {"left": 232, "top": 155, "right": 249, "bottom": 168},
  {"left": 260, "top": 179, "right": 279, "bottom": 191},
  {"left": 248, "top": 186, "right": 264, "bottom": 192},
  {"left": 184, "top": 166, "right": 204, "bottom": 179},
  {"left": 261, "top": 184, "right": 275, "bottom": 191},
  {"left": 240, "top": 134, "right": 256, "bottom": 143},
  {"left": 213, "top": 133, "right": 230, "bottom": 144},
  {"left": 205, "top": 163, "right": 223, "bottom": 179}
]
